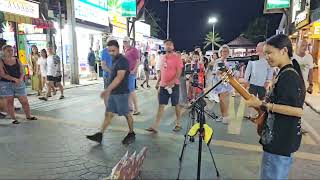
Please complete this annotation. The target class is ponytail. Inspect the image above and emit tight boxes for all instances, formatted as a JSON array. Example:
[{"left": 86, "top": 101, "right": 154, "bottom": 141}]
[{"left": 292, "top": 59, "right": 306, "bottom": 91}]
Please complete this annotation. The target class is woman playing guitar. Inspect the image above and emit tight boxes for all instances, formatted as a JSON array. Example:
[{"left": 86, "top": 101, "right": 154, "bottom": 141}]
[{"left": 245, "top": 34, "right": 306, "bottom": 179}]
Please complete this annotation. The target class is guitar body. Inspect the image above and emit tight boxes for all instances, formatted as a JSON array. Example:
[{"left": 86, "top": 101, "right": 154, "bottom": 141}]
[
  {"left": 223, "top": 70, "right": 267, "bottom": 136},
  {"left": 253, "top": 109, "right": 267, "bottom": 136}
]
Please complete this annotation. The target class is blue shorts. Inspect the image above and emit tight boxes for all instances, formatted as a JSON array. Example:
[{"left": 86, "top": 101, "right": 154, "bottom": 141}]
[
  {"left": 260, "top": 151, "right": 293, "bottom": 180},
  {"left": 128, "top": 74, "right": 136, "bottom": 93},
  {"left": 106, "top": 93, "right": 130, "bottom": 116},
  {"left": 159, "top": 85, "right": 180, "bottom": 106},
  {"left": 0, "top": 81, "right": 27, "bottom": 97}
]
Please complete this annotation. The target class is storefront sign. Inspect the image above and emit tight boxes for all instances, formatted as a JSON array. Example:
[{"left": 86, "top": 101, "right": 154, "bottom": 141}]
[
  {"left": 310, "top": 22, "right": 320, "bottom": 39},
  {"left": 74, "top": 0, "right": 109, "bottom": 26},
  {"left": 26, "top": 34, "right": 46, "bottom": 41},
  {"left": 265, "top": 0, "right": 290, "bottom": 10},
  {"left": 135, "top": 21, "right": 150, "bottom": 37},
  {"left": 295, "top": 0, "right": 310, "bottom": 29},
  {"left": 0, "top": 0, "right": 39, "bottom": 18},
  {"left": 292, "top": 0, "right": 302, "bottom": 23}
]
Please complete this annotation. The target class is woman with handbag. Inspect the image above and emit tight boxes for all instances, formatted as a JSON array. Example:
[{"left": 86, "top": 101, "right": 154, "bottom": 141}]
[
  {"left": 0, "top": 45, "right": 37, "bottom": 124},
  {"left": 246, "top": 34, "right": 306, "bottom": 179},
  {"left": 29, "top": 45, "right": 42, "bottom": 96}
]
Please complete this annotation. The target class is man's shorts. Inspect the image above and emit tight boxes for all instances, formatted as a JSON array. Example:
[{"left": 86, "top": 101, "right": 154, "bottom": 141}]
[
  {"left": 0, "top": 81, "right": 27, "bottom": 97},
  {"left": 159, "top": 85, "right": 180, "bottom": 106},
  {"left": 128, "top": 74, "right": 136, "bottom": 93},
  {"left": 106, "top": 93, "right": 130, "bottom": 116},
  {"left": 47, "top": 76, "right": 62, "bottom": 83},
  {"left": 249, "top": 84, "right": 266, "bottom": 100}
]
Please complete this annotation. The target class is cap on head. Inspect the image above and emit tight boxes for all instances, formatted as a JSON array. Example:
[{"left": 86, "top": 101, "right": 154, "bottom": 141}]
[
  {"left": 107, "top": 36, "right": 116, "bottom": 43},
  {"left": 123, "top": 36, "right": 130, "bottom": 42}
]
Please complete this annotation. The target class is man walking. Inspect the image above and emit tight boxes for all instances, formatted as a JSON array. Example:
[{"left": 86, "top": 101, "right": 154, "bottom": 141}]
[
  {"left": 86, "top": 40, "right": 135, "bottom": 145},
  {"left": 123, "top": 36, "right": 140, "bottom": 115},
  {"left": 146, "top": 39, "right": 183, "bottom": 133},
  {"left": 244, "top": 42, "right": 273, "bottom": 119},
  {"left": 87, "top": 47, "right": 97, "bottom": 81},
  {"left": 101, "top": 37, "right": 113, "bottom": 89}
]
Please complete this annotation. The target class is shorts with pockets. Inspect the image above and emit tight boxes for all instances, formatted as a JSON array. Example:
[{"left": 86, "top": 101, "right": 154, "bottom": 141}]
[
  {"left": 159, "top": 85, "right": 180, "bottom": 106},
  {"left": 0, "top": 81, "right": 27, "bottom": 97}
]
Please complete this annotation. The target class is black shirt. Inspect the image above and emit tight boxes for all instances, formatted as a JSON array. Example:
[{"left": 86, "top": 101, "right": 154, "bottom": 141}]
[
  {"left": 261, "top": 64, "right": 306, "bottom": 156},
  {"left": 108, "top": 54, "right": 129, "bottom": 95}
]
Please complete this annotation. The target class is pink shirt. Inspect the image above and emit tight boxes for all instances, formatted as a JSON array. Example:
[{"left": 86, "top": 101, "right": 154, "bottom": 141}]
[
  {"left": 124, "top": 47, "right": 140, "bottom": 71},
  {"left": 160, "top": 53, "right": 183, "bottom": 87}
]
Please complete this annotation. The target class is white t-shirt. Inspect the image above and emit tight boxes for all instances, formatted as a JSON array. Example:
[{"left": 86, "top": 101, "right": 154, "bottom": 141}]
[
  {"left": 293, "top": 53, "right": 314, "bottom": 84},
  {"left": 155, "top": 55, "right": 162, "bottom": 71},
  {"left": 37, "top": 57, "right": 47, "bottom": 77},
  {"left": 47, "top": 55, "right": 61, "bottom": 77}
]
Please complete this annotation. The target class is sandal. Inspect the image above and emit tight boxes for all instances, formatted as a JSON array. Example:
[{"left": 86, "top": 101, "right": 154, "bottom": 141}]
[
  {"left": 173, "top": 126, "right": 182, "bottom": 132},
  {"left": 27, "top": 117, "right": 37, "bottom": 121},
  {"left": 145, "top": 127, "right": 158, "bottom": 133},
  {"left": 12, "top": 120, "right": 20, "bottom": 124},
  {"left": 133, "top": 111, "right": 140, "bottom": 115}
]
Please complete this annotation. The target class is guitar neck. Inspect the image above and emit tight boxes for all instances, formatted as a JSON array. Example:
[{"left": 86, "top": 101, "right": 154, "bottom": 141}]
[{"left": 227, "top": 75, "right": 252, "bottom": 100}]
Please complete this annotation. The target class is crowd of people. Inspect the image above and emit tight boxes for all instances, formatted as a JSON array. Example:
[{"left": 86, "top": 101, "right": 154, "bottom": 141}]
[
  {"left": 0, "top": 31, "right": 314, "bottom": 179},
  {"left": 0, "top": 38, "right": 65, "bottom": 124},
  {"left": 85, "top": 33, "right": 313, "bottom": 180}
]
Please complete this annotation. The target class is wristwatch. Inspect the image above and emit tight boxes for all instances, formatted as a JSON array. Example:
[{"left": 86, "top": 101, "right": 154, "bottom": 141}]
[{"left": 260, "top": 101, "right": 268, "bottom": 112}]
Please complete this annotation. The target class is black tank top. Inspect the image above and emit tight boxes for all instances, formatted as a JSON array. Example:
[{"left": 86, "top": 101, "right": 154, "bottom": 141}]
[{"left": 1, "top": 59, "right": 21, "bottom": 82}]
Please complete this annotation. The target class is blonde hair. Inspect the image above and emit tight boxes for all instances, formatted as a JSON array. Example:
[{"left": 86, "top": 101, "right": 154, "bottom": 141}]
[{"left": 218, "top": 44, "right": 230, "bottom": 57}]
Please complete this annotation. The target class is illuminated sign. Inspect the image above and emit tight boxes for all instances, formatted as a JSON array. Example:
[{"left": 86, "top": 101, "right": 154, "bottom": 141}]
[
  {"left": 265, "top": 0, "right": 290, "bottom": 10},
  {"left": 135, "top": 21, "right": 150, "bottom": 37},
  {"left": 108, "top": 0, "right": 137, "bottom": 17},
  {"left": 74, "top": 0, "right": 109, "bottom": 26},
  {"left": 0, "top": 0, "right": 39, "bottom": 18}
]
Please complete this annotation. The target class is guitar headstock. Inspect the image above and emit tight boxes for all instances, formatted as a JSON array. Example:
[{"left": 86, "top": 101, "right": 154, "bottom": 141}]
[{"left": 220, "top": 67, "right": 235, "bottom": 83}]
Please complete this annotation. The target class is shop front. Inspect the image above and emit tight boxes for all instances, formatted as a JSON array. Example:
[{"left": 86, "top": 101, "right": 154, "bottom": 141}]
[
  {"left": 55, "top": 0, "right": 110, "bottom": 80},
  {"left": 0, "top": 0, "right": 53, "bottom": 86}
]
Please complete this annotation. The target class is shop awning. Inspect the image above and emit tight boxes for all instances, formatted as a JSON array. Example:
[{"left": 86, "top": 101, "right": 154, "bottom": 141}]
[{"left": 1, "top": 12, "right": 53, "bottom": 29}]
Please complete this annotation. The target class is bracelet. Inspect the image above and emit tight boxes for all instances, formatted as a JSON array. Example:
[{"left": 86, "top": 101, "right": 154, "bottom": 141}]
[{"left": 271, "top": 103, "right": 275, "bottom": 112}]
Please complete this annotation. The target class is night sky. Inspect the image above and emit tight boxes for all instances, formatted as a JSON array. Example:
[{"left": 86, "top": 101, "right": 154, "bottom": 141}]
[{"left": 146, "top": 0, "right": 282, "bottom": 51}]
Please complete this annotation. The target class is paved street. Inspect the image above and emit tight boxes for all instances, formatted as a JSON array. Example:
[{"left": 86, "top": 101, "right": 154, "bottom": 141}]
[{"left": 0, "top": 80, "right": 320, "bottom": 179}]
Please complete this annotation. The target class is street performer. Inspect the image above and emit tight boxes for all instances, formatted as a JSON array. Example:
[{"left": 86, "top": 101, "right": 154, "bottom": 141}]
[{"left": 246, "top": 34, "right": 306, "bottom": 180}]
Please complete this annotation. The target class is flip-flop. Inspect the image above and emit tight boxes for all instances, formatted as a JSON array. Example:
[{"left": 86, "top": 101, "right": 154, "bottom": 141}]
[
  {"left": 173, "top": 126, "right": 182, "bottom": 132},
  {"left": 145, "top": 127, "right": 158, "bottom": 133},
  {"left": 27, "top": 117, "right": 38, "bottom": 121},
  {"left": 12, "top": 120, "right": 20, "bottom": 124}
]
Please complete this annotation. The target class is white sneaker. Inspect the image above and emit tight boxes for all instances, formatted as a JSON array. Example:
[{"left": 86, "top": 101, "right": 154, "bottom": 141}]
[
  {"left": 215, "top": 117, "right": 223, "bottom": 122},
  {"left": 222, "top": 117, "right": 229, "bottom": 124}
]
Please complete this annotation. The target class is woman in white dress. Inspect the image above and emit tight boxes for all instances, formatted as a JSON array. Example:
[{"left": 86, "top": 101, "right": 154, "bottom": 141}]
[
  {"left": 206, "top": 52, "right": 219, "bottom": 102},
  {"left": 37, "top": 49, "right": 48, "bottom": 93}
]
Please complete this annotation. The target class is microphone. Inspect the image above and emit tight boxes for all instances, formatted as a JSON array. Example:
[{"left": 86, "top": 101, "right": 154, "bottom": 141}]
[{"left": 226, "top": 55, "right": 260, "bottom": 62}]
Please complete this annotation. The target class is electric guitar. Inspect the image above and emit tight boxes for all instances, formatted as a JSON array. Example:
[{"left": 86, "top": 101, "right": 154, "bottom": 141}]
[{"left": 221, "top": 69, "right": 267, "bottom": 135}]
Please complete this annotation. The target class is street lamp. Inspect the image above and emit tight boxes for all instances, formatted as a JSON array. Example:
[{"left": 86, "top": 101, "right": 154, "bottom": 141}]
[{"left": 208, "top": 17, "right": 218, "bottom": 53}]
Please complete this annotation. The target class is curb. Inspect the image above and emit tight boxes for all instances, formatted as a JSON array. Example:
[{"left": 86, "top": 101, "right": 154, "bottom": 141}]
[
  {"left": 27, "top": 82, "right": 100, "bottom": 96},
  {"left": 305, "top": 101, "right": 320, "bottom": 115}
]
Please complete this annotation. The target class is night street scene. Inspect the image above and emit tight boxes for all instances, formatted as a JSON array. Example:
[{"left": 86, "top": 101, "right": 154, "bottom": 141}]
[{"left": 0, "top": 0, "right": 320, "bottom": 179}]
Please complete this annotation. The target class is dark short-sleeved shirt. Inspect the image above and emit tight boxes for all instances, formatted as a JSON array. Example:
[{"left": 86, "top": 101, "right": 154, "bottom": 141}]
[
  {"left": 261, "top": 64, "right": 306, "bottom": 156},
  {"left": 101, "top": 48, "right": 112, "bottom": 78},
  {"left": 108, "top": 54, "right": 129, "bottom": 95}
]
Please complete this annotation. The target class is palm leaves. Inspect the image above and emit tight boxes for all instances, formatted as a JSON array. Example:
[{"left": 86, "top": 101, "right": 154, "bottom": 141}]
[
  {"left": 108, "top": 0, "right": 122, "bottom": 14},
  {"left": 204, "top": 32, "right": 223, "bottom": 49}
]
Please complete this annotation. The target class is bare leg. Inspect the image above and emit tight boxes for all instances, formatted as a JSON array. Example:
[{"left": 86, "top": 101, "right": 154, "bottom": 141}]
[
  {"left": 175, "top": 105, "right": 181, "bottom": 127},
  {"left": 101, "top": 112, "right": 114, "bottom": 133},
  {"left": 46, "top": 81, "right": 55, "bottom": 98},
  {"left": 130, "top": 92, "right": 139, "bottom": 113},
  {"left": 151, "top": 105, "right": 166, "bottom": 129},
  {"left": 6, "top": 96, "right": 15, "bottom": 120},
  {"left": 125, "top": 114, "right": 134, "bottom": 133},
  {"left": 56, "top": 82, "right": 64, "bottom": 96},
  {"left": 0, "top": 98, "right": 7, "bottom": 112},
  {"left": 219, "top": 92, "right": 228, "bottom": 117},
  {"left": 145, "top": 71, "right": 150, "bottom": 86},
  {"left": 17, "top": 96, "right": 32, "bottom": 118}
]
